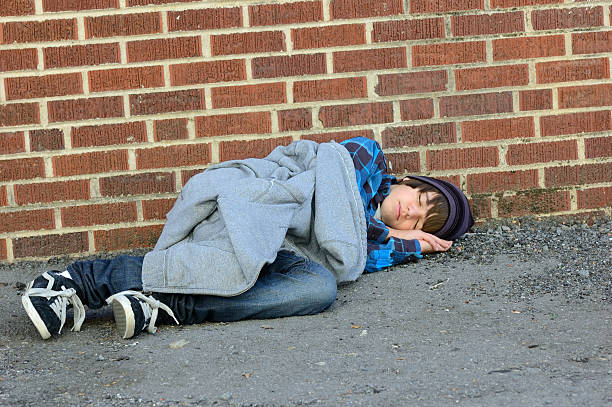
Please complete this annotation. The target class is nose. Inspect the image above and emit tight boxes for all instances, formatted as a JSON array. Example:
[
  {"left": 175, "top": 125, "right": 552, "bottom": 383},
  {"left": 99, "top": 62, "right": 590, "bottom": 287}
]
[{"left": 407, "top": 204, "right": 425, "bottom": 219}]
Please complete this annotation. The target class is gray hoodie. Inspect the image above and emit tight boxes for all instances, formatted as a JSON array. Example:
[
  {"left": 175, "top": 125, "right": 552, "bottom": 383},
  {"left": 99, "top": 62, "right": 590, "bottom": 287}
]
[{"left": 142, "top": 140, "right": 367, "bottom": 296}]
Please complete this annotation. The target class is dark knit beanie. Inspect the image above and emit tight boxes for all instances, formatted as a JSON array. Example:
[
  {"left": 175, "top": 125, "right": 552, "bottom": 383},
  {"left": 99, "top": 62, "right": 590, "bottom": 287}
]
[{"left": 408, "top": 176, "right": 474, "bottom": 241}]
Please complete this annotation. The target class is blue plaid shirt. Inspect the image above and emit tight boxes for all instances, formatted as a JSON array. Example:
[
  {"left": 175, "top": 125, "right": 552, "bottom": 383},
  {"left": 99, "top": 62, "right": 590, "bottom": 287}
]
[{"left": 340, "top": 137, "right": 422, "bottom": 272}]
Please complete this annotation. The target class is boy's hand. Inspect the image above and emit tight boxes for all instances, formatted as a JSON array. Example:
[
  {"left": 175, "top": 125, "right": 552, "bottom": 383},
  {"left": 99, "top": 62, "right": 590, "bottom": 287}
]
[{"left": 387, "top": 229, "right": 452, "bottom": 253}]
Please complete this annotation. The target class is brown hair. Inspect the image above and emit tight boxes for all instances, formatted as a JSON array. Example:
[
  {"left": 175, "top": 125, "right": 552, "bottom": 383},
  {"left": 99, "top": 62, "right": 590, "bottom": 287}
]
[{"left": 399, "top": 178, "right": 449, "bottom": 234}]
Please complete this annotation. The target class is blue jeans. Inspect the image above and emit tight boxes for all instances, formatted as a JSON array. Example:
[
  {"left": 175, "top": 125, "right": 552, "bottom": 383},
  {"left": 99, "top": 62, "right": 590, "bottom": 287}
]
[{"left": 67, "top": 251, "right": 337, "bottom": 325}]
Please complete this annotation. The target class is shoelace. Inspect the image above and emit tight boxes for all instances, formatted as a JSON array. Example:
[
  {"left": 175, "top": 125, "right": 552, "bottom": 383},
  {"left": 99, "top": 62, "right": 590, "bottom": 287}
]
[
  {"left": 24, "top": 280, "right": 85, "bottom": 334},
  {"left": 106, "top": 291, "right": 179, "bottom": 334}
]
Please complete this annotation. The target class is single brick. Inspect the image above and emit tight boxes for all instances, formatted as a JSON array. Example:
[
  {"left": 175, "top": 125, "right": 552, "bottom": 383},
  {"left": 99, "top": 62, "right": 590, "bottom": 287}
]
[
  {"left": 196, "top": 112, "right": 271, "bottom": 137},
  {"left": 168, "top": 7, "right": 242, "bottom": 31},
  {"left": 301, "top": 129, "right": 373, "bottom": 144},
  {"left": 0, "top": 158, "right": 44, "bottom": 182},
  {"left": 15, "top": 179, "right": 90, "bottom": 205},
  {"left": 100, "top": 172, "right": 176, "bottom": 197},
  {"left": 1, "top": 0, "right": 34, "bottom": 16},
  {"left": 127, "top": 36, "right": 201, "bottom": 62},
  {"left": 220, "top": 137, "right": 293, "bottom": 161},
  {"left": 89, "top": 66, "right": 164, "bottom": 92},
  {"left": 333, "top": 47, "right": 406, "bottom": 73},
  {"left": 0, "top": 131, "right": 26, "bottom": 154},
  {"left": 136, "top": 143, "right": 211, "bottom": 169},
  {"left": 427, "top": 147, "right": 498, "bottom": 170},
  {"left": 0, "top": 103, "right": 39, "bottom": 127},
  {"left": 585, "top": 136, "right": 612, "bottom": 159},
  {"left": 440, "top": 92, "right": 513, "bottom": 117},
  {"left": 53, "top": 150, "right": 129, "bottom": 177},
  {"left": 212, "top": 83, "right": 286, "bottom": 109},
  {"left": 537, "top": 58, "right": 609, "bottom": 84},
  {"left": 385, "top": 152, "right": 420, "bottom": 173},
  {"left": 497, "top": 190, "right": 570, "bottom": 217},
  {"left": 250, "top": 1, "right": 323, "bottom": 26},
  {"left": 293, "top": 76, "right": 367, "bottom": 102},
  {"left": 94, "top": 225, "right": 163, "bottom": 251},
  {"left": 413, "top": 41, "right": 486, "bottom": 67},
  {"left": 492, "top": 0, "right": 562, "bottom": 8},
  {"left": 5, "top": 73, "right": 82, "bottom": 100},
  {"left": 13, "top": 232, "right": 89, "bottom": 258},
  {"left": 376, "top": 70, "right": 447, "bottom": 96},
  {"left": 278, "top": 109, "right": 312, "bottom": 132},
  {"left": 382, "top": 122, "right": 456, "bottom": 148},
  {"left": 319, "top": 102, "right": 393, "bottom": 128},
  {"left": 252, "top": 53, "right": 326, "bottom": 79},
  {"left": 2, "top": 19, "right": 76, "bottom": 44},
  {"left": 170, "top": 59, "right": 246, "bottom": 86},
  {"left": 48, "top": 96, "right": 123, "bottom": 123},
  {"left": 532, "top": 7, "right": 603, "bottom": 31},
  {"left": 373, "top": 18, "right": 445, "bottom": 42},
  {"left": 30, "top": 128, "right": 64, "bottom": 151},
  {"left": 130, "top": 89, "right": 205, "bottom": 116},
  {"left": 467, "top": 170, "right": 539, "bottom": 194},
  {"left": 0, "top": 209, "right": 54, "bottom": 233},
  {"left": 399, "top": 98, "right": 434, "bottom": 120},
  {"left": 85, "top": 12, "right": 161, "bottom": 38},
  {"left": 411, "top": 0, "right": 483, "bottom": 13},
  {"left": 331, "top": 0, "right": 403, "bottom": 19},
  {"left": 44, "top": 0, "right": 118, "bottom": 12},
  {"left": 493, "top": 35, "right": 565, "bottom": 61},
  {"left": 519, "top": 89, "right": 553, "bottom": 111},
  {"left": 540, "top": 110, "right": 611, "bottom": 137},
  {"left": 558, "top": 84, "right": 612, "bottom": 109},
  {"left": 293, "top": 24, "right": 365, "bottom": 50},
  {"left": 577, "top": 186, "right": 612, "bottom": 210},
  {"left": 211, "top": 31, "right": 285, "bottom": 56},
  {"left": 44, "top": 43, "right": 119, "bottom": 69},
  {"left": 0, "top": 49, "right": 37, "bottom": 72},
  {"left": 72, "top": 122, "right": 147, "bottom": 147},
  {"left": 572, "top": 31, "right": 612, "bottom": 55},
  {"left": 469, "top": 196, "right": 492, "bottom": 219},
  {"left": 462, "top": 117, "right": 534, "bottom": 142},
  {"left": 143, "top": 198, "right": 175, "bottom": 220},
  {"left": 506, "top": 140, "right": 577, "bottom": 165},
  {"left": 545, "top": 163, "right": 611, "bottom": 187},
  {"left": 155, "top": 118, "right": 188, "bottom": 141},
  {"left": 62, "top": 202, "right": 138, "bottom": 228},
  {"left": 452, "top": 11, "right": 524, "bottom": 36},
  {"left": 455, "top": 64, "right": 528, "bottom": 91}
]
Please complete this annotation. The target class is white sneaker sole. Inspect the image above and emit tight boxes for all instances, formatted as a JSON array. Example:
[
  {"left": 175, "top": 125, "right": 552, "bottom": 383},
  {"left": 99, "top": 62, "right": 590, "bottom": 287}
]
[
  {"left": 111, "top": 296, "right": 135, "bottom": 339},
  {"left": 21, "top": 295, "right": 51, "bottom": 340}
]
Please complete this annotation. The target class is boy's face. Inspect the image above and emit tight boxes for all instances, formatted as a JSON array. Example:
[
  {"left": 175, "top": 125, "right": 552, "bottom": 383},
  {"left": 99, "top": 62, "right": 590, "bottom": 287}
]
[{"left": 380, "top": 183, "right": 437, "bottom": 231}]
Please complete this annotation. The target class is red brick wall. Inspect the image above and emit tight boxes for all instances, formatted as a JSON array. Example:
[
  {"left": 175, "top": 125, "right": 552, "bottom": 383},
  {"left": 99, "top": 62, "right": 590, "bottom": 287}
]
[{"left": 0, "top": 0, "right": 610, "bottom": 261}]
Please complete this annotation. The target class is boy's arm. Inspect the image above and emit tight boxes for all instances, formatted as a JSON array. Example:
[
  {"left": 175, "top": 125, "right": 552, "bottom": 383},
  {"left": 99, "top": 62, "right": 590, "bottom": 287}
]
[
  {"left": 364, "top": 216, "right": 421, "bottom": 272},
  {"left": 386, "top": 227, "right": 453, "bottom": 254}
]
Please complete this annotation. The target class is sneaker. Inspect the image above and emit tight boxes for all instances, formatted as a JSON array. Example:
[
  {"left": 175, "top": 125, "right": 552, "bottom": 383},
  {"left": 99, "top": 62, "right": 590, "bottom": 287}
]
[
  {"left": 21, "top": 271, "right": 85, "bottom": 340},
  {"left": 106, "top": 291, "right": 178, "bottom": 339}
]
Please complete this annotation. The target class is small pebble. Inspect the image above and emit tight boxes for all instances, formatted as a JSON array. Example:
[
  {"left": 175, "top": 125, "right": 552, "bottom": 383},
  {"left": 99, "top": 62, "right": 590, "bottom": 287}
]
[{"left": 169, "top": 339, "right": 189, "bottom": 349}]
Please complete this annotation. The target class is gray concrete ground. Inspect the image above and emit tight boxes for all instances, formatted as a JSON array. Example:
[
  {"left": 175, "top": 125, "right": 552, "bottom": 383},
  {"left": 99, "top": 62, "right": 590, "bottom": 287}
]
[{"left": 0, "top": 216, "right": 610, "bottom": 406}]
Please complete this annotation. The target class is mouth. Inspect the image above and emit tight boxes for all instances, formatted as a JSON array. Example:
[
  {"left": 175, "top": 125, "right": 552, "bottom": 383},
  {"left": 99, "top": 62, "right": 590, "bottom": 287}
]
[{"left": 396, "top": 202, "right": 401, "bottom": 221}]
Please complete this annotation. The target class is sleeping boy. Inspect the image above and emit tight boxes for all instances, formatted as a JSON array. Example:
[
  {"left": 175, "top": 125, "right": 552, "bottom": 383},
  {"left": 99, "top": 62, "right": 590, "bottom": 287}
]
[{"left": 21, "top": 137, "right": 473, "bottom": 340}]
